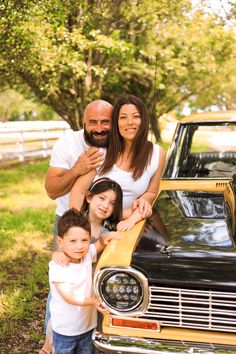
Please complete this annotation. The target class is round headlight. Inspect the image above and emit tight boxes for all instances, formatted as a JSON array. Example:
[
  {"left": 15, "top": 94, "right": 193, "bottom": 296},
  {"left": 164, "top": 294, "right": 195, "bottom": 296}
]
[{"left": 99, "top": 271, "right": 143, "bottom": 311}]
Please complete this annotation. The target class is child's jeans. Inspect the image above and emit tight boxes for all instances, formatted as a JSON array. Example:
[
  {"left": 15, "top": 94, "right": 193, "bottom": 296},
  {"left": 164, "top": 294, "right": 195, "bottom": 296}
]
[{"left": 53, "top": 329, "right": 94, "bottom": 354}]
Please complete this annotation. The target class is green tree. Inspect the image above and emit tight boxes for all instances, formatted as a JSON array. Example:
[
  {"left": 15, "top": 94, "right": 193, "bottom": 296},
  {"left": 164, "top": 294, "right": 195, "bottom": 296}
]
[
  {"left": 0, "top": 0, "right": 235, "bottom": 139},
  {"left": 0, "top": 89, "right": 59, "bottom": 121}
]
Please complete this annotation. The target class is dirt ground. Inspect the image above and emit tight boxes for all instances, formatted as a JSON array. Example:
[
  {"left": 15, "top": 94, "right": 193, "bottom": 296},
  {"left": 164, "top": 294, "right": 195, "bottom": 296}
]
[{"left": 0, "top": 300, "right": 46, "bottom": 354}]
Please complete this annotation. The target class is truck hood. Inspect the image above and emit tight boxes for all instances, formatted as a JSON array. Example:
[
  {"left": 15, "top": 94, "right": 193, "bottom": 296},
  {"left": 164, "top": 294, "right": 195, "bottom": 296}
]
[{"left": 131, "top": 189, "right": 236, "bottom": 291}]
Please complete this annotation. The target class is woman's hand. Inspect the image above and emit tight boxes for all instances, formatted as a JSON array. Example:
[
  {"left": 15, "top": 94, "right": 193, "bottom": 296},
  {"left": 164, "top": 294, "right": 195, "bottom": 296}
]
[
  {"left": 117, "top": 205, "right": 152, "bottom": 232},
  {"left": 132, "top": 198, "right": 152, "bottom": 218},
  {"left": 52, "top": 251, "right": 70, "bottom": 266},
  {"left": 117, "top": 219, "right": 136, "bottom": 232}
]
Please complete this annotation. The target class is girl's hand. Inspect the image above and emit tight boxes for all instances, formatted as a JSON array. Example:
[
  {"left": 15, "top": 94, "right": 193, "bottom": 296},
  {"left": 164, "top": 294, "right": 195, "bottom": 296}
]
[
  {"left": 102, "top": 231, "right": 122, "bottom": 245},
  {"left": 52, "top": 251, "right": 70, "bottom": 266},
  {"left": 132, "top": 198, "right": 152, "bottom": 218}
]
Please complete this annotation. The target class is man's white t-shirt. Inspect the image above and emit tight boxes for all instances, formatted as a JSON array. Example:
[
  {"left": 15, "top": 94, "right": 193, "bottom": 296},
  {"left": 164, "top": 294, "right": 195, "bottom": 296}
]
[
  {"left": 49, "top": 244, "right": 97, "bottom": 336},
  {"left": 50, "top": 129, "right": 89, "bottom": 216}
]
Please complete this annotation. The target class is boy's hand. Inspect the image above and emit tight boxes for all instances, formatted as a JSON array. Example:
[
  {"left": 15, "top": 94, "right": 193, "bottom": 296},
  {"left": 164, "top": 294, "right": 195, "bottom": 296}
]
[
  {"left": 102, "top": 231, "right": 122, "bottom": 245},
  {"left": 52, "top": 251, "right": 70, "bottom": 266},
  {"left": 94, "top": 299, "right": 109, "bottom": 315}
]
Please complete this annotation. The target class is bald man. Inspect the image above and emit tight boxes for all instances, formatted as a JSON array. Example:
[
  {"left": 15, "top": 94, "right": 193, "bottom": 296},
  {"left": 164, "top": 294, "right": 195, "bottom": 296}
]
[
  {"left": 42, "top": 100, "right": 113, "bottom": 354},
  {"left": 45, "top": 99, "right": 113, "bottom": 219}
]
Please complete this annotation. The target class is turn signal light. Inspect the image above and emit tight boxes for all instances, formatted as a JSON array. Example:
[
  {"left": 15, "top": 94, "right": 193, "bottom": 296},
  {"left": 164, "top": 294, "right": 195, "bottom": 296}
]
[{"left": 111, "top": 317, "right": 160, "bottom": 331}]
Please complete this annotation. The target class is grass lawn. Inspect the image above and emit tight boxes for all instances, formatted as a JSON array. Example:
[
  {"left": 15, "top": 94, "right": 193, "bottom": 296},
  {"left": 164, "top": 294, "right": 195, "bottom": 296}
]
[{"left": 0, "top": 159, "right": 55, "bottom": 353}]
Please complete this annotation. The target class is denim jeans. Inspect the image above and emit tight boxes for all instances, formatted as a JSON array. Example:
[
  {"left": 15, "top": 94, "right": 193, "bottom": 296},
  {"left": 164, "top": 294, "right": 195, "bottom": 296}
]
[{"left": 53, "top": 329, "right": 94, "bottom": 354}]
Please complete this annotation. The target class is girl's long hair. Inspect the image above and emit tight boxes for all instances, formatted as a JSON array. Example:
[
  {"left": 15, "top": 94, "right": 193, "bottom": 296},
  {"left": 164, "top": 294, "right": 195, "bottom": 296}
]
[
  {"left": 81, "top": 177, "right": 123, "bottom": 230},
  {"left": 100, "top": 94, "right": 153, "bottom": 180}
]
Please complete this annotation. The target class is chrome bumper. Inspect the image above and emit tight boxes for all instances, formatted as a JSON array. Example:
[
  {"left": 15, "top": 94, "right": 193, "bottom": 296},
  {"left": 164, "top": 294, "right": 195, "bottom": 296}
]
[{"left": 94, "top": 333, "right": 236, "bottom": 354}]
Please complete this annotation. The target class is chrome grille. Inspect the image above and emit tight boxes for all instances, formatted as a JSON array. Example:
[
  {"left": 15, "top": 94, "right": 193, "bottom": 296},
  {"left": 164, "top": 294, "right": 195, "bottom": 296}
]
[{"left": 142, "top": 286, "right": 236, "bottom": 332}]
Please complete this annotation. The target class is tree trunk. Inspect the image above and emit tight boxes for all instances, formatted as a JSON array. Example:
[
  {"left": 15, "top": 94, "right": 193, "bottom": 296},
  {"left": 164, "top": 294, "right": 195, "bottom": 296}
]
[{"left": 150, "top": 111, "right": 161, "bottom": 142}]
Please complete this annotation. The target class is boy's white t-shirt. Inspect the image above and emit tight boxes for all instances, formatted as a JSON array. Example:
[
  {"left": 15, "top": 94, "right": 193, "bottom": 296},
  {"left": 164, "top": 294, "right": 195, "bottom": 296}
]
[{"left": 49, "top": 244, "right": 97, "bottom": 336}]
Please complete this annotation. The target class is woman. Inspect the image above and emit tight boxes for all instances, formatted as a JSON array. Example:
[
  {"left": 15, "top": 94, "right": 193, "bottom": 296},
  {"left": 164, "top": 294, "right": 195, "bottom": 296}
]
[{"left": 70, "top": 94, "right": 166, "bottom": 231}]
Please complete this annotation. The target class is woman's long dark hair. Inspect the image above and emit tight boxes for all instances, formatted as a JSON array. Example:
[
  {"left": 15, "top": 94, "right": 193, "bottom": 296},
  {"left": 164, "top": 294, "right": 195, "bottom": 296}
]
[
  {"left": 81, "top": 177, "right": 123, "bottom": 230},
  {"left": 100, "top": 94, "right": 153, "bottom": 180}
]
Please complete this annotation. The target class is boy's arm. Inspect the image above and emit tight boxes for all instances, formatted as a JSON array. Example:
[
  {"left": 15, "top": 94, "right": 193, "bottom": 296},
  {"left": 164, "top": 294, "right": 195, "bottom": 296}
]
[
  {"left": 55, "top": 282, "right": 94, "bottom": 306},
  {"left": 54, "top": 282, "right": 107, "bottom": 314},
  {"left": 69, "top": 169, "right": 96, "bottom": 210},
  {"left": 94, "top": 232, "right": 121, "bottom": 254}
]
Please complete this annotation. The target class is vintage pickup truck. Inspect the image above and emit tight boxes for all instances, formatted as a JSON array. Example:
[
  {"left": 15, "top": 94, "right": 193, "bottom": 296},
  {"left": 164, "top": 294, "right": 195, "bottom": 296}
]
[{"left": 93, "top": 111, "right": 236, "bottom": 353}]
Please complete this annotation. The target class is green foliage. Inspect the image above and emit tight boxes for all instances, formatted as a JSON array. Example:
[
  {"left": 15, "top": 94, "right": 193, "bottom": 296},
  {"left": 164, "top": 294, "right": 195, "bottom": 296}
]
[
  {"left": 0, "top": 0, "right": 235, "bottom": 137},
  {"left": 0, "top": 89, "right": 59, "bottom": 121}
]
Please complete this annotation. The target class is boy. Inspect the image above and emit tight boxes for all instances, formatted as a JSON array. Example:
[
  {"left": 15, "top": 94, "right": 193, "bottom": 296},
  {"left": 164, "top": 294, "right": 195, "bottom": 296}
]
[{"left": 49, "top": 208, "right": 120, "bottom": 354}]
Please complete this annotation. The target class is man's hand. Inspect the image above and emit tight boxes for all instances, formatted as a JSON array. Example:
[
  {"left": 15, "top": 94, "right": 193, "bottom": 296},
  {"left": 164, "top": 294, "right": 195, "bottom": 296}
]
[{"left": 71, "top": 147, "right": 104, "bottom": 177}]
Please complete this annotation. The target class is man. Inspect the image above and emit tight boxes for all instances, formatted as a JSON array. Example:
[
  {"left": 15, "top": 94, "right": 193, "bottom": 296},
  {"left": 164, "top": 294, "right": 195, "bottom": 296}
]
[
  {"left": 40, "top": 100, "right": 113, "bottom": 354},
  {"left": 45, "top": 99, "right": 113, "bottom": 220}
]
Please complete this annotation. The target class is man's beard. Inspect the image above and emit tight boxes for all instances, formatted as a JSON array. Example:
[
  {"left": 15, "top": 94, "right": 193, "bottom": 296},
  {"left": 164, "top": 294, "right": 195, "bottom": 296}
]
[{"left": 84, "top": 125, "right": 110, "bottom": 148}]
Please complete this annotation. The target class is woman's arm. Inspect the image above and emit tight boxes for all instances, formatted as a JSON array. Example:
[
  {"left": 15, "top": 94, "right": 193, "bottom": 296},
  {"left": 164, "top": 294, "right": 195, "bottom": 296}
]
[
  {"left": 69, "top": 169, "right": 96, "bottom": 210},
  {"left": 118, "top": 147, "right": 166, "bottom": 231},
  {"left": 133, "top": 146, "right": 166, "bottom": 210},
  {"left": 117, "top": 208, "right": 148, "bottom": 231}
]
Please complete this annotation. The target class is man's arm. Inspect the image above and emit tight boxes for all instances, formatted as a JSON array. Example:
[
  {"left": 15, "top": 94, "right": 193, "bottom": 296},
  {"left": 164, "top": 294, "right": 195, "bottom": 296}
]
[{"left": 45, "top": 147, "right": 104, "bottom": 200}]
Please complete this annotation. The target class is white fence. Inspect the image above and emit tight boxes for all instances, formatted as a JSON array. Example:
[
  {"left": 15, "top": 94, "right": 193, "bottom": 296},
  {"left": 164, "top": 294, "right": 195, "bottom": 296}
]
[{"left": 0, "top": 121, "right": 71, "bottom": 162}]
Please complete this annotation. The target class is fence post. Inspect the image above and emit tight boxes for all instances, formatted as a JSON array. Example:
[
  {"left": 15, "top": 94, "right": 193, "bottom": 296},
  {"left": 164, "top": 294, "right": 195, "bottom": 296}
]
[
  {"left": 18, "top": 130, "right": 25, "bottom": 161},
  {"left": 42, "top": 128, "right": 49, "bottom": 157}
]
